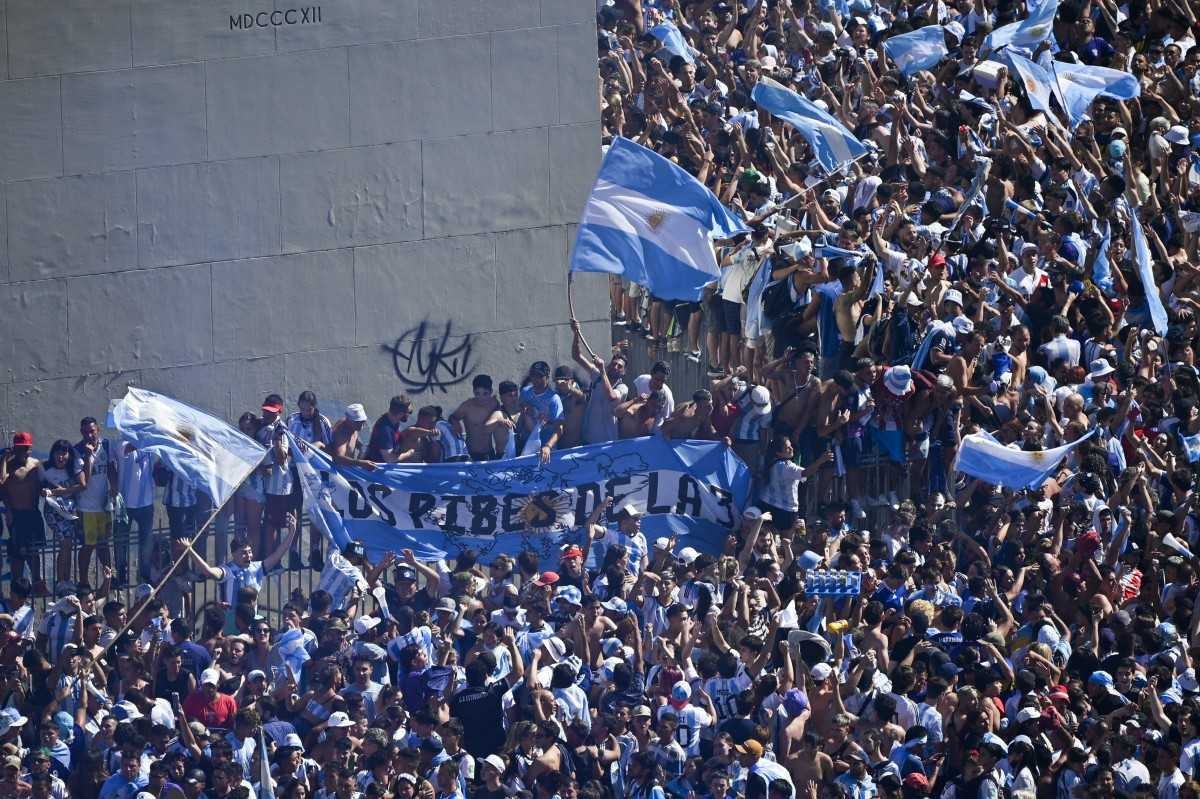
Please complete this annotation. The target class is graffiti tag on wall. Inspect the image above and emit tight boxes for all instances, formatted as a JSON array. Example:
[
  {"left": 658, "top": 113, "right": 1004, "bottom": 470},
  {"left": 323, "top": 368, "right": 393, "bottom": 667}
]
[{"left": 382, "top": 321, "right": 475, "bottom": 394}]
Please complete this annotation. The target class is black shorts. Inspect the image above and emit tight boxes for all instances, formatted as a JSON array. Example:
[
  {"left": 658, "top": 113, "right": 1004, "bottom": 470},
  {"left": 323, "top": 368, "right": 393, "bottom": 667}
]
[
  {"left": 719, "top": 299, "right": 743, "bottom": 334},
  {"left": 8, "top": 509, "right": 44, "bottom": 556},
  {"left": 759, "top": 502, "right": 798, "bottom": 530}
]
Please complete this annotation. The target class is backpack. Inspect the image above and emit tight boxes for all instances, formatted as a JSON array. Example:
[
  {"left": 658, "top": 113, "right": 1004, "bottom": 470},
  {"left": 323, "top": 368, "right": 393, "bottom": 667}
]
[{"left": 762, "top": 278, "right": 801, "bottom": 324}]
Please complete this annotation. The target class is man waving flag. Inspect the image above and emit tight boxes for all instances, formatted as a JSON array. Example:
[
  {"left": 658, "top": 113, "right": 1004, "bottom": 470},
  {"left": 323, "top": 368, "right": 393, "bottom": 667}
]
[
  {"left": 750, "top": 77, "right": 869, "bottom": 175},
  {"left": 570, "top": 136, "right": 749, "bottom": 301}
]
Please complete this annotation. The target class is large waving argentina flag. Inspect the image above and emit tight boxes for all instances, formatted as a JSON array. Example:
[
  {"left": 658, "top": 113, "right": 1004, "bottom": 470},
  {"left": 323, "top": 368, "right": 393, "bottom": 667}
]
[
  {"left": 570, "top": 137, "right": 749, "bottom": 301},
  {"left": 111, "top": 387, "right": 264, "bottom": 505},
  {"left": 882, "top": 25, "right": 949, "bottom": 76},
  {"left": 983, "top": 0, "right": 1059, "bottom": 54},
  {"left": 296, "top": 436, "right": 751, "bottom": 563},
  {"left": 751, "top": 77, "right": 868, "bottom": 175},
  {"left": 955, "top": 430, "right": 1094, "bottom": 489}
]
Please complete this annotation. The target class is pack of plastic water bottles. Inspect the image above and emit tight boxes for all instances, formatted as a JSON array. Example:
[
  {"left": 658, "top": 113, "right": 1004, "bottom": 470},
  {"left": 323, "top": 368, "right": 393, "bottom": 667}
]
[{"left": 804, "top": 570, "right": 862, "bottom": 597}]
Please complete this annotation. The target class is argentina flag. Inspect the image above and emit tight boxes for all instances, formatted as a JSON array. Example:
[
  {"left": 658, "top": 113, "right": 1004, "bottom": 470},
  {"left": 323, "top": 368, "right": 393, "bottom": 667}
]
[
  {"left": 751, "top": 77, "right": 869, "bottom": 175},
  {"left": 111, "top": 387, "right": 264, "bottom": 506},
  {"left": 1130, "top": 206, "right": 1169, "bottom": 335},
  {"left": 286, "top": 429, "right": 363, "bottom": 551},
  {"left": 1005, "top": 52, "right": 1061, "bottom": 124},
  {"left": 955, "top": 430, "right": 1094, "bottom": 489},
  {"left": 983, "top": 0, "right": 1059, "bottom": 54},
  {"left": 648, "top": 20, "right": 695, "bottom": 64},
  {"left": 570, "top": 136, "right": 750, "bottom": 301},
  {"left": 882, "top": 25, "right": 948, "bottom": 76}
]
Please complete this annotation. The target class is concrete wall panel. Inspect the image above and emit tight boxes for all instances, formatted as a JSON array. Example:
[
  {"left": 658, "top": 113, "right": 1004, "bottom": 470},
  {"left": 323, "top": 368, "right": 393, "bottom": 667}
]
[
  {"left": 137, "top": 158, "right": 282, "bottom": 268},
  {"left": 207, "top": 49, "right": 351, "bottom": 160},
  {"left": 277, "top": 0, "right": 419, "bottom": 51},
  {"left": 68, "top": 265, "right": 212, "bottom": 372},
  {"left": 492, "top": 27, "right": 558, "bottom": 131},
  {"left": 557, "top": 23, "right": 600, "bottom": 124},
  {"left": 211, "top": 250, "right": 356, "bottom": 360},
  {"left": 418, "top": 0, "right": 539, "bottom": 38},
  {"left": 0, "top": 0, "right": 602, "bottom": 445},
  {"left": 62, "top": 64, "right": 207, "bottom": 174},
  {"left": 549, "top": 122, "right": 601, "bottom": 225},
  {"left": 132, "top": 0, "right": 277, "bottom": 66},
  {"left": 349, "top": 36, "right": 492, "bottom": 145},
  {"left": 0, "top": 280, "right": 70, "bottom": 383},
  {"left": 0, "top": 78, "right": 63, "bottom": 182},
  {"left": 353, "top": 234, "right": 497, "bottom": 345},
  {"left": 8, "top": 0, "right": 132, "bottom": 78},
  {"left": 280, "top": 141, "right": 423, "bottom": 252},
  {"left": 422, "top": 128, "right": 548, "bottom": 238},
  {"left": 7, "top": 172, "right": 137, "bottom": 281},
  {"left": 541, "top": 0, "right": 595, "bottom": 26}
]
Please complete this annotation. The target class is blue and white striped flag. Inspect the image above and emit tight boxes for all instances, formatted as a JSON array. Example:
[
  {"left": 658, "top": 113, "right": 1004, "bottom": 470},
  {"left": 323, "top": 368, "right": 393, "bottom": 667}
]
[
  {"left": 912, "top": 320, "right": 954, "bottom": 370},
  {"left": 648, "top": 20, "right": 695, "bottom": 64},
  {"left": 955, "top": 430, "right": 1094, "bottom": 489},
  {"left": 1130, "top": 207, "right": 1169, "bottom": 335},
  {"left": 812, "top": 244, "right": 861, "bottom": 262},
  {"left": 1040, "top": 56, "right": 1140, "bottom": 127},
  {"left": 751, "top": 77, "right": 869, "bottom": 175},
  {"left": 882, "top": 25, "right": 948, "bottom": 76},
  {"left": 744, "top": 257, "right": 774, "bottom": 341},
  {"left": 111, "top": 387, "right": 264, "bottom": 506},
  {"left": 259, "top": 727, "right": 276, "bottom": 799},
  {"left": 983, "top": 0, "right": 1060, "bottom": 54},
  {"left": 1092, "top": 221, "right": 1115, "bottom": 295},
  {"left": 570, "top": 137, "right": 750, "bottom": 301},
  {"left": 286, "top": 430, "right": 356, "bottom": 551},
  {"left": 1005, "top": 52, "right": 1062, "bottom": 123},
  {"left": 1183, "top": 432, "right": 1200, "bottom": 464}
]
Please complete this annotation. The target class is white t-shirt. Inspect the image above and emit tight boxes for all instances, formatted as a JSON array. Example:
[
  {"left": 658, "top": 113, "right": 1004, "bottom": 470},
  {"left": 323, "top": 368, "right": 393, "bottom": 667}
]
[
  {"left": 633, "top": 376, "right": 675, "bottom": 426},
  {"left": 73, "top": 439, "right": 113, "bottom": 512}
]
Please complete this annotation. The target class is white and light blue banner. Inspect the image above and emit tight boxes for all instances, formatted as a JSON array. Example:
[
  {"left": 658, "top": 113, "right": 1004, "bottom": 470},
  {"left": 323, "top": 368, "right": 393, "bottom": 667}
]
[
  {"left": 983, "top": 0, "right": 1059, "bottom": 54},
  {"left": 882, "top": 25, "right": 948, "bottom": 76},
  {"left": 111, "top": 387, "right": 265, "bottom": 506},
  {"left": 955, "top": 430, "right": 1094, "bottom": 489},
  {"left": 751, "top": 77, "right": 869, "bottom": 175},
  {"left": 648, "top": 21, "right": 696, "bottom": 64},
  {"left": 1130, "top": 205, "right": 1169, "bottom": 336},
  {"left": 570, "top": 136, "right": 750, "bottom": 301},
  {"left": 296, "top": 436, "right": 752, "bottom": 562}
]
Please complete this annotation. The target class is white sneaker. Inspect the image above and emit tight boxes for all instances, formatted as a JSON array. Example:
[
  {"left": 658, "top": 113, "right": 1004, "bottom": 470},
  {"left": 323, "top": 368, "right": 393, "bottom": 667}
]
[
  {"left": 686, "top": 350, "right": 702, "bottom": 364},
  {"left": 850, "top": 499, "right": 867, "bottom": 520}
]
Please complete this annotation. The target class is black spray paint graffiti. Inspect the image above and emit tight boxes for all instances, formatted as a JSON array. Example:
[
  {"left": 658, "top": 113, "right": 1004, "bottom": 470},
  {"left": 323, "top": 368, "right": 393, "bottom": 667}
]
[{"left": 382, "top": 321, "right": 476, "bottom": 395}]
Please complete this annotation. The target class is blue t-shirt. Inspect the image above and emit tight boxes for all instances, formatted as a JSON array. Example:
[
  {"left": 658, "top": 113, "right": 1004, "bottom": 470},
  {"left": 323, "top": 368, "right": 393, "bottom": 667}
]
[
  {"left": 520, "top": 385, "right": 564, "bottom": 445},
  {"left": 815, "top": 282, "right": 844, "bottom": 358}
]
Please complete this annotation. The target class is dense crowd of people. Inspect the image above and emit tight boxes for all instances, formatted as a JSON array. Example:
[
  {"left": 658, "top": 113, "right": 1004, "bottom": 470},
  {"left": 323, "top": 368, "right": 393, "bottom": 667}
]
[{"left": 0, "top": 1, "right": 1196, "bottom": 799}]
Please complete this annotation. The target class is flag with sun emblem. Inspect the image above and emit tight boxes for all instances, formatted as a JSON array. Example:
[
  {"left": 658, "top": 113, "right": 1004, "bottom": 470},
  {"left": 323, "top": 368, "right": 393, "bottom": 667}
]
[
  {"left": 983, "top": 0, "right": 1060, "bottom": 54},
  {"left": 111, "top": 387, "right": 265, "bottom": 505},
  {"left": 955, "top": 430, "right": 1094, "bottom": 489},
  {"left": 570, "top": 136, "right": 750, "bottom": 301}
]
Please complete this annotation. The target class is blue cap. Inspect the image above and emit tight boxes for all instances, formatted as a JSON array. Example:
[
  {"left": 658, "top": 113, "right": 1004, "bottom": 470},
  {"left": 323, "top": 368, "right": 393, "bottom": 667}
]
[{"left": 1088, "top": 670, "right": 1114, "bottom": 687}]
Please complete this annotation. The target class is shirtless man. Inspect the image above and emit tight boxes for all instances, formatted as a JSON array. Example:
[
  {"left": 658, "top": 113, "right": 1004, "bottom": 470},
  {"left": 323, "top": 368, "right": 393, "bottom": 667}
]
[
  {"left": 661, "top": 390, "right": 717, "bottom": 440},
  {"left": 328, "top": 404, "right": 377, "bottom": 470},
  {"left": 485, "top": 380, "right": 523, "bottom": 457},
  {"left": 576, "top": 595, "right": 618, "bottom": 670},
  {"left": 832, "top": 256, "right": 877, "bottom": 370},
  {"left": 449, "top": 375, "right": 502, "bottom": 460},
  {"left": 1007, "top": 323, "right": 1031, "bottom": 387},
  {"left": 0, "top": 433, "right": 44, "bottom": 592},
  {"left": 764, "top": 347, "right": 822, "bottom": 447},
  {"left": 553, "top": 367, "right": 587, "bottom": 449},
  {"left": 786, "top": 732, "right": 833, "bottom": 790},
  {"left": 615, "top": 391, "right": 664, "bottom": 439}
]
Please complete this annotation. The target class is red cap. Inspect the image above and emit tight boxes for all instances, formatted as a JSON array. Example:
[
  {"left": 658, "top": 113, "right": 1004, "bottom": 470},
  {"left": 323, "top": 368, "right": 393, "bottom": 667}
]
[
  {"left": 261, "top": 400, "right": 283, "bottom": 413},
  {"left": 903, "top": 773, "right": 930, "bottom": 792},
  {"left": 928, "top": 253, "right": 947, "bottom": 267},
  {"left": 1077, "top": 529, "right": 1101, "bottom": 557},
  {"left": 11, "top": 432, "right": 31, "bottom": 447},
  {"left": 561, "top": 546, "right": 584, "bottom": 560},
  {"left": 532, "top": 571, "right": 560, "bottom": 587}
]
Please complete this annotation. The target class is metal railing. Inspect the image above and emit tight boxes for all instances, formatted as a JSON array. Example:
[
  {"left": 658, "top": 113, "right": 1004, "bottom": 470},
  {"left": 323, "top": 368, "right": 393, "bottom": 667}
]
[{"left": 20, "top": 511, "right": 319, "bottom": 627}]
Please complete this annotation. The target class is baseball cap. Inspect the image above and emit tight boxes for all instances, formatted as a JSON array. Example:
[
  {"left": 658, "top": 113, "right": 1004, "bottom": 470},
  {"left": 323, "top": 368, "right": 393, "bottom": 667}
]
[
  {"left": 810, "top": 662, "right": 833, "bottom": 681},
  {"left": 532, "top": 571, "right": 560, "bottom": 587},
  {"left": 942, "top": 288, "right": 964, "bottom": 307},
  {"left": 553, "top": 365, "right": 574, "bottom": 380},
  {"left": 561, "top": 546, "right": 584, "bottom": 560},
  {"left": 354, "top": 616, "right": 382, "bottom": 634},
  {"left": 200, "top": 668, "right": 221, "bottom": 687},
  {"left": 529, "top": 361, "right": 551, "bottom": 377},
  {"left": 247, "top": 670, "right": 267, "bottom": 683},
  {"left": 10, "top": 433, "right": 31, "bottom": 447},
  {"left": 542, "top": 636, "right": 567, "bottom": 661},
  {"left": 632, "top": 705, "right": 653, "bottom": 718},
  {"left": 395, "top": 565, "right": 418, "bottom": 582},
  {"left": 482, "top": 754, "right": 506, "bottom": 774},
  {"left": 327, "top": 711, "right": 353, "bottom": 728},
  {"left": 671, "top": 681, "right": 692, "bottom": 701},
  {"left": 735, "top": 740, "right": 764, "bottom": 757},
  {"left": 1015, "top": 706, "right": 1042, "bottom": 723},
  {"left": 654, "top": 536, "right": 671, "bottom": 551},
  {"left": 261, "top": 394, "right": 284, "bottom": 413}
]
